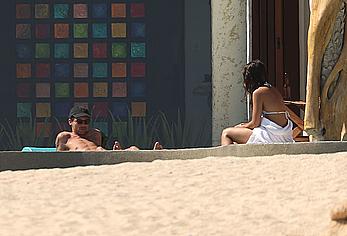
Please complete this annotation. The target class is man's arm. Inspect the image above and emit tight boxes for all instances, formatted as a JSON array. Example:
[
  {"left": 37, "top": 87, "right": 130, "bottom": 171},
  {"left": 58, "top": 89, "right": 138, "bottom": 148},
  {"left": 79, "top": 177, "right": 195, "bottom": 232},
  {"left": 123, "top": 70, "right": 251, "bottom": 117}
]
[{"left": 55, "top": 132, "right": 70, "bottom": 151}]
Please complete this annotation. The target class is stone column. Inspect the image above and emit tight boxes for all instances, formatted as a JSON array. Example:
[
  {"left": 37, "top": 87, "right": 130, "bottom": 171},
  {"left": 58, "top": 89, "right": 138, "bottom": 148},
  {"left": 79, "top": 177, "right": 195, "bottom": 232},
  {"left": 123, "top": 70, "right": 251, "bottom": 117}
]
[{"left": 211, "top": 0, "right": 247, "bottom": 145}]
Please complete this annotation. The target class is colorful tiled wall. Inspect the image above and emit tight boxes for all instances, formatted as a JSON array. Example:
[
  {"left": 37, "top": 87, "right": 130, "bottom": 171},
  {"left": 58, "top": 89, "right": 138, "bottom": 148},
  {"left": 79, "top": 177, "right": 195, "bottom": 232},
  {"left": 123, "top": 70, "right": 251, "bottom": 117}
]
[{"left": 15, "top": 1, "right": 146, "bottom": 137}]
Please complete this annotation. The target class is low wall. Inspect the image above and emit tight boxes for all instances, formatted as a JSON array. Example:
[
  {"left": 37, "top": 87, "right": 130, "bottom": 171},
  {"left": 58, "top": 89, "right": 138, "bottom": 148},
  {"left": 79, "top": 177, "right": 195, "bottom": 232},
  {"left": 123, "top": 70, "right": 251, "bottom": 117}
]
[{"left": 1, "top": 142, "right": 347, "bottom": 171}]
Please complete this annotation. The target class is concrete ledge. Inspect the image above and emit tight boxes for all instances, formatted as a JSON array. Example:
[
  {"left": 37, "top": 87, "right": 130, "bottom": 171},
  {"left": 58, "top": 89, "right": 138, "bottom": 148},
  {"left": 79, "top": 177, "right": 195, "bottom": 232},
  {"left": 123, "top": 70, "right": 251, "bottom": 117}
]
[{"left": 1, "top": 141, "right": 347, "bottom": 171}]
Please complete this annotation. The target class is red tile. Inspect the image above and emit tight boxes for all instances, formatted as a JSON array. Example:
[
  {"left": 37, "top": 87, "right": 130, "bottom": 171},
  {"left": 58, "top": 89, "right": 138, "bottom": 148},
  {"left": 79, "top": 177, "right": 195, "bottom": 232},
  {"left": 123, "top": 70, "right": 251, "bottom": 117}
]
[
  {"left": 93, "top": 43, "right": 107, "bottom": 58},
  {"left": 130, "top": 3, "right": 145, "bottom": 17},
  {"left": 36, "top": 63, "right": 50, "bottom": 78},
  {"left": 131, "top": 62, "right": 145, "bottom": 77}
]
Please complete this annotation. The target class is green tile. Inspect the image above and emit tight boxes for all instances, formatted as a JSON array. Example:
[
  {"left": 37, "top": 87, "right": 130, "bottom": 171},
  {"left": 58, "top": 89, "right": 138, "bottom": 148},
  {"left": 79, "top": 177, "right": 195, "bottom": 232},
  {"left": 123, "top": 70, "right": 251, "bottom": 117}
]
[
  {"left": 54, "top": 43, "right": 69, "bottom": 59},
  {"left": 55, "top": 83, "right": 70, "bottom": 97},
  {"left": 35, "top": 43, "right": 50, "bottom": 58},
  {"left": 17, "top": 103, "right": 32, "bottom": 118},
  {"left": 74, "top": 23, "right": 88, "bottom": 38},
  {"left": 131, "top": 42, "right": 145, "bottom": 58},
  {"left": 112, "top": 43, "right": 127, "bottom": 58}
]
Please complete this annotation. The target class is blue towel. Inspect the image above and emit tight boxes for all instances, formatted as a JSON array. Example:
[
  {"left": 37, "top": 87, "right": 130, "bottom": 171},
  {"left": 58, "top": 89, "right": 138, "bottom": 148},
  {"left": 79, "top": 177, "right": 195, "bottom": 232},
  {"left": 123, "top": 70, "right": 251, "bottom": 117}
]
[{"left": 22, "top": 147, "right": 57, "bottom": 152}]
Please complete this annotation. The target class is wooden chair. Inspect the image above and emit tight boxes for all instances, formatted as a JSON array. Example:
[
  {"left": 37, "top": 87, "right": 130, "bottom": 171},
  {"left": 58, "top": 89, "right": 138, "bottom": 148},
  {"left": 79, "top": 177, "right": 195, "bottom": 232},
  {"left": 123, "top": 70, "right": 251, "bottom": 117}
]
[{"left": 284, "top": 100, "right": 309, "bottom": 142}]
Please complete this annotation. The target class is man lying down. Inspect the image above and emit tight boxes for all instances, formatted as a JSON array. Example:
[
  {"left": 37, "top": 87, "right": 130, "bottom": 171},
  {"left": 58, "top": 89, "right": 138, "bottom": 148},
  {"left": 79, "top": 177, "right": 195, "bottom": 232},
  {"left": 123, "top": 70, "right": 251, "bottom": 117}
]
[{"left": 55, "top": 105, "right": 162, "bottom": 151}]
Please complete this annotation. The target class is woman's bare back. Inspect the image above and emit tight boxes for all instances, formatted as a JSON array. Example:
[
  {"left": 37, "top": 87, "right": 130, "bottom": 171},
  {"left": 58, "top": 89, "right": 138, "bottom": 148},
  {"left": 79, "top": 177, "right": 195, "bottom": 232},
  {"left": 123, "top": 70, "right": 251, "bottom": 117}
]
[{"left": 258, "top": 86, "right": 289, "bottom": 127}]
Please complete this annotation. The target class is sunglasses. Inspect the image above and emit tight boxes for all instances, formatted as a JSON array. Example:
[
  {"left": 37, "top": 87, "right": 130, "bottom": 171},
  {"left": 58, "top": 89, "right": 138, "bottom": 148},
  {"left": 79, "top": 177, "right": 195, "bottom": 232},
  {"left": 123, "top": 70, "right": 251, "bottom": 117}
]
[{"left": 75, "top": 119, "right": 90, "bottom": 125}]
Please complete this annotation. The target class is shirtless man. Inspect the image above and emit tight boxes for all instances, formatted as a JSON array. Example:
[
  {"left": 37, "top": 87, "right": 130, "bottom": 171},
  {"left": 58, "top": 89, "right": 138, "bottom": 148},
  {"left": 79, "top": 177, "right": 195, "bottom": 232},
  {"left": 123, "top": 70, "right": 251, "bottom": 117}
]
[{"left": 55, "top": 106, "right": 162, "bottom": 151}]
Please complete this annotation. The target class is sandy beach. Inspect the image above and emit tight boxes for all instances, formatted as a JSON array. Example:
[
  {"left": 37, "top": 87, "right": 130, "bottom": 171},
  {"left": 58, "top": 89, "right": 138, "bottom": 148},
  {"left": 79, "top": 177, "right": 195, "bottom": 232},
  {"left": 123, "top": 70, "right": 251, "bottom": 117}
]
[{"left": 0, "top": 152, "right": 347, "bottom": 236}]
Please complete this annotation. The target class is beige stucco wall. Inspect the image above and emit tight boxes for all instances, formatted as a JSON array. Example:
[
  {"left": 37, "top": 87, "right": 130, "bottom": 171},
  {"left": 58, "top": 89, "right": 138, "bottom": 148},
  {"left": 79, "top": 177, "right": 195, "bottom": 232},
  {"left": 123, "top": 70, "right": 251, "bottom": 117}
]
[{"left": 211, "top": 0, "right": 247, "bottom": 145}]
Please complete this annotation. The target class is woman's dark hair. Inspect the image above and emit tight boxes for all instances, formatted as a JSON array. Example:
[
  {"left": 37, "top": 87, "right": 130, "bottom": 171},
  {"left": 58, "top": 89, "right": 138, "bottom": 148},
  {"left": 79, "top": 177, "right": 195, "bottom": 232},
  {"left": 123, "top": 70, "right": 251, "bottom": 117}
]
[{"left": 242, "top": 59, "right": 268, "bottom": 94}]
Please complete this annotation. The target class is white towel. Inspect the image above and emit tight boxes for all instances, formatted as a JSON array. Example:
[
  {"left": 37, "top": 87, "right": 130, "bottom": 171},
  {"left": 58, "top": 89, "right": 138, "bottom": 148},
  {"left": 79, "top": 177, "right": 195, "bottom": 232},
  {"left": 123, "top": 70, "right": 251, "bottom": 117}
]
[{"left": 247, "top": 117, "right": 294, "bottom": 144}]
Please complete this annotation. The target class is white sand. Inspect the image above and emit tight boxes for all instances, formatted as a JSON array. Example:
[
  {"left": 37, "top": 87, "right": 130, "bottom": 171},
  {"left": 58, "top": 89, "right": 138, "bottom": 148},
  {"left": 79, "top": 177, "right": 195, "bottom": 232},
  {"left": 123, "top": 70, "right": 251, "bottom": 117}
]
[{"left": 0, "top": 152, "right": 347, "bottom": 236}]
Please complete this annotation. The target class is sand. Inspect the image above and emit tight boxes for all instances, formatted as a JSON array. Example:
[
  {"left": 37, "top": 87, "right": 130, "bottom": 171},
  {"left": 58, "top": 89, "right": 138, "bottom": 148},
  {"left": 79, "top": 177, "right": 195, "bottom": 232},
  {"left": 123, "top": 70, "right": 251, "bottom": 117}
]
[{"left": 0, "top": 152, "right": 347, "bottom": 236}]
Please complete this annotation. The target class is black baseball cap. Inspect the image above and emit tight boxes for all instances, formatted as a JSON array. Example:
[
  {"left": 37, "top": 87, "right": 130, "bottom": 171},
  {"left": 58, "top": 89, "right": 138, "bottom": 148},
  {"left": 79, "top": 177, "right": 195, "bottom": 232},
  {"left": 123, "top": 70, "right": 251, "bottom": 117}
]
[{"left": 69, "top": 106, "right": 91, "bottom": 118}]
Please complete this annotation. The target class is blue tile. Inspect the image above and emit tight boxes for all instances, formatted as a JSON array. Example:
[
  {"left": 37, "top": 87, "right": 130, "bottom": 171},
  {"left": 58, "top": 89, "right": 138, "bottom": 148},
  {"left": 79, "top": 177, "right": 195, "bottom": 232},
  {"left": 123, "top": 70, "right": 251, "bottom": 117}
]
[
  {"left": 131, "top": 23, "right": 145, "bottom": 38},
  {"left": 54, "top": 63, "right": 70, "bottom": 79},
  {"left": 92, "top": 3, "right": 107, "bottom": 18}
]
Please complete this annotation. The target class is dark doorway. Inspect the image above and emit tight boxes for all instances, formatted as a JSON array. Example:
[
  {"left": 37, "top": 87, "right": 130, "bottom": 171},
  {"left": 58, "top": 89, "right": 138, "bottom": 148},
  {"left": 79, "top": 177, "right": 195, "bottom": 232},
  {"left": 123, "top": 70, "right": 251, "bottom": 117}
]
[{"left": 252, "top": 0, "right": 300, "bottom": 101}]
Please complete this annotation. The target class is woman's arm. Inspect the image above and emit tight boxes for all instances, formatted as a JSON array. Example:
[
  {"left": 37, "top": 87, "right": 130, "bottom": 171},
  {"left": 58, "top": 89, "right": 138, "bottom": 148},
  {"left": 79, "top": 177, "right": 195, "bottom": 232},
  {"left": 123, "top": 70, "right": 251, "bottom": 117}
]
[{"left": 238, "top": 89, "right": 263, "bottom": 129}]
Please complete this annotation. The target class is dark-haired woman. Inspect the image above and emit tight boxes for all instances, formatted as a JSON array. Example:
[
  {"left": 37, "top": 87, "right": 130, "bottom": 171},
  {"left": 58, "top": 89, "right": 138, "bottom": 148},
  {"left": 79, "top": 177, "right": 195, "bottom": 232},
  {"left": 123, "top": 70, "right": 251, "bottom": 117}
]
[{"left": 221, "top": 60, "right": 294, "bottom": 145}]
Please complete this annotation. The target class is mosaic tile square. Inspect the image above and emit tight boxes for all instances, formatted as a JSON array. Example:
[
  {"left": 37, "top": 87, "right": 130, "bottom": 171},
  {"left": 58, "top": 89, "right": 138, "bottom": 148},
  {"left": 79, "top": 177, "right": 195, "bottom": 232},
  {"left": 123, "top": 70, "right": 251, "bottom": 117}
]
[
  {"left": 112, "top": 122, "right": 127, "bottom": 138},
  {"left": 17, "top": 103, "right": 32, "bottom": 118},
  {"left": 36, "top": 83, "right": 51, "bottom": 98},
  {"left": 93, "top": 121, "right": 108, "bottom": 135},
  {"left": 92, "top": 23, "right": 107, "bottom": 38},
  {"left": 131, "top": 62, "right": 145, "bottom": 77},
  {"left": 74, "top": 24, "right": 88, "bottom": 38},
  {"left": 16, "top": 44, "right": 32, "bottom": 59},
  {"left": 92, "top": 102, "right": 109, "bottom": 118},
  {"left": 131, "top": 80, "right": 146, "bottom": 97},
  {"left": 35, "top": 43, "right": 50, "bottom": 58},
  {"left": 112, "top": 63, "right": 127, "bottom": 78},
  {"left": 111, "top": 23, "right": 126, "bottom": 38},
  {"left": 93, "top": 63, "right": 108, "bottom": 78},
  {"left": 35, "top": 24, "right": 50, "bottom": 39},
  {"left": 93, "top": 43, "right": 107, "bottom": 58},
  {"left": 111, "top": 102, "right": 128, "bottom": 118},
  {"left": 54, "top": 24, "right": 69, "bottom": 39},
  {"left": 74, "top": 63, "right": 88, "bottom": 78},
  {"left": 36, "top": 103, "right": 51, "bottom": 118},
  {"left": 55, "top": 83, "right": 70, "bottom": 98},
  {"left": 131, "top": 3, "right": 145, "bottom": 18},
  {"left": 112, "top": 3, "right": 126, "bottom": 18},
  {"left": 36, "top": 63, "right": 50, "bottom": 78},
  {"left": 16, "top": 4, "right": 31, "bottom": 19},
  {"left": 54, "top": 43, "right": 69, "bottom": 59},
  {"left": 16, "top": 83, "right": 32, "bottom": 98},
  {"left": 35, "top": 4, "right": 49, "bottom": 19},
  {"left": 16, "top": 24, "right": 31, "bottom": 39},
  {"left": 131, "top": 102, "right": 146, "bottom": 117},
  {"left": 92, "top": 3, "right": 107, "bottom": 18},
  {"left": 54, "top": 63, "right": 70, "bottom": 79},
  {"left": 131, "top": 43, "right": 145, "bottom": 58},
  {"left": 74, "top": 43, "right": 88, "bottom": 58},
  {"left": 55, "top": 102, "right": 71, "bottom": 118},
  {"left": 74, "top": 4, "right": 88, "bottom": 18},
  {"left": 93, "top": 82, "right": 108, "bottom": 97},
  {"left": 36, "top": 122, "right": 52, "bottom": 137},
  {"left": 112, "top": 82, "right": 127, "bottom": 97},
  {"left": 74, "top": 83, "right": 89, "bottom": 98},
  {"left": 16, "top": 63, "right": 31, "bottom": 78},
  {"left": 112, "top": 43, "right": 127, "bottom": 58},
  {"left": 54, "top": 4, "right": 69, "bottom": 19},
  {"left": 131, "top": 23, "right": 145, "bottom": 38}
]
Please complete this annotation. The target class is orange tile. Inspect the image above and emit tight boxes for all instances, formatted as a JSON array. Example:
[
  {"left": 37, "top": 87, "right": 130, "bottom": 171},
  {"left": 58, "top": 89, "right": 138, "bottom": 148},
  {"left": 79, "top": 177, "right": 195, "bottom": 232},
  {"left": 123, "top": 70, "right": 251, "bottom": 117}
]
[
  {"left": 74, "top": 83, "right": 89, "bottom": 98},
  {"left": 16, "top": 64, "right": 31, "bottom": 78},
  {"left": 36, "top": 103, "right": 51, "bottom": 118},
  {"left": 54, "top": 23, "right": 69, "bottom": 38},
  {"left": 112, "top": 63, "right": 127, "bottom": 77},
  {"left": 74, "top": 43, "right": 88, "bottom": 58},
  {"left": 111, "top": 23, "right": 126, "bottom": 38},
  {"left": 131, "top": 102, "right": 146, "bottom": 117},
  {"left": 111, "top": 3, "right": 126, "bottom": 18}
]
